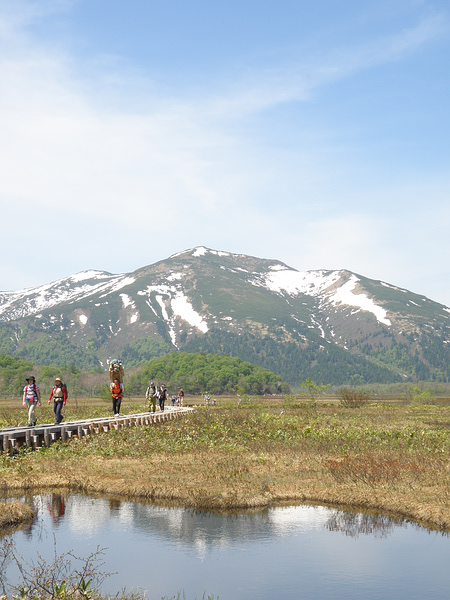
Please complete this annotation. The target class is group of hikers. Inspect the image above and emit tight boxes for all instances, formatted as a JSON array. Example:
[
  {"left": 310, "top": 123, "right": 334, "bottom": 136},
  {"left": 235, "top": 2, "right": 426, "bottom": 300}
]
[
  {"left": 145, "top": 381, "right": 185, "bottom": 413},
  {"left": 22, "top": 371, "right": 185, "bottom": 427},
  {"left": 109, "top": 377, "right": 185, "bottom": 416},
  {"left": 23, "top": 375, "right": 68, "bottom": 427}
]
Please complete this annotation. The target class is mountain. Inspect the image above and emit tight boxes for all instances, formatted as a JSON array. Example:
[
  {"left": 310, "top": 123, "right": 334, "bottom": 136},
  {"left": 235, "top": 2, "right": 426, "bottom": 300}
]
[{"left": 0, "top": 247, "right": 448, "bottom": 385}]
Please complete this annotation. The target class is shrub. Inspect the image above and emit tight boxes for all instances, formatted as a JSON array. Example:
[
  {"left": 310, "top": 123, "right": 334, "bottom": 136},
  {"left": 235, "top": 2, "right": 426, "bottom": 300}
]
[{"left": 336, "top": 387, "right": 370, "bottom": 408}]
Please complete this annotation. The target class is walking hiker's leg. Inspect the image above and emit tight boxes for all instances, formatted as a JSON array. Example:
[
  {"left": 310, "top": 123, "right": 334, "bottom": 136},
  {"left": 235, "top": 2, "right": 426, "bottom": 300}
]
[
  {"left": 55, "top": 401, "right": 63, "bottom": 424},
  {"left": 28, "top": 402, "right": 36, "bottom": 426}
]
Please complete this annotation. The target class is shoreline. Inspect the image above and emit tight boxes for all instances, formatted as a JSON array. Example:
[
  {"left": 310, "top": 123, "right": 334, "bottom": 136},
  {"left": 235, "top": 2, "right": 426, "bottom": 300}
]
[{"left": 1, "top": 461, "right": 449, "bottom": 534}]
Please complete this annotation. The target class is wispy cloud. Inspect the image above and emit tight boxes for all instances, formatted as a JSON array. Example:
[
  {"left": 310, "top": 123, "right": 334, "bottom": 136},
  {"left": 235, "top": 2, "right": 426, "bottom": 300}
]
[
  {"left": 1, "top": 8, "right": 445, "bottom": 219},
  {"left": 0, "top": 2, "right": 448, "bottom": 304},
  {"left": 205, "top": 13, "right": 448, "bottom": 119}
]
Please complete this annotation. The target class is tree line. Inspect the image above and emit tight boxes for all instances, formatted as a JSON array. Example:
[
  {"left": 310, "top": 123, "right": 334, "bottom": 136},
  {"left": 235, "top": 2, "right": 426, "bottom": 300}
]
[{"left": 125, "top": 352, "right": 290, "bottom": 395}]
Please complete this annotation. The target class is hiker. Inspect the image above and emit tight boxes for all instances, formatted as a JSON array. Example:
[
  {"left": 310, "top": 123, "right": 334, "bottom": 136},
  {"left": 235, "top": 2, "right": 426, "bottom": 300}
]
[
  {"left": 159, "top": 384, "right": 168, "bottom": 412},
  {"left": 48, "top": 376, "right": 68, "bottom": 424},
  {"left": 110, "top": 377, "right": 124, "bottom": 416},
  {"left": 146, "top": 381, "right": 157, "bottom": 413},
  {"left": 22, "top": 376, "right": 41, "bottom": 427},
  {"left": 171, "top": 394, "right": 177, "bottom": 406},
  {"left": 178, "top": 388, "right": 184, "bottom": 406}
]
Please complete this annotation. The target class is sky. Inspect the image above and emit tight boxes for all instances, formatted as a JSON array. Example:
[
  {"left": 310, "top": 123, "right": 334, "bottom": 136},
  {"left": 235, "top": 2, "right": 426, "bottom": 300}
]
[{"left": 0, "top": 0, "right": 449, "bottom": 306}]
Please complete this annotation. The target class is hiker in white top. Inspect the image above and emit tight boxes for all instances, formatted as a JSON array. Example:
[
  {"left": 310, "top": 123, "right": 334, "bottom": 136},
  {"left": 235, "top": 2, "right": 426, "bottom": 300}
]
[{"left": 22, "top": 376, "right": 41, "bottom": 426}]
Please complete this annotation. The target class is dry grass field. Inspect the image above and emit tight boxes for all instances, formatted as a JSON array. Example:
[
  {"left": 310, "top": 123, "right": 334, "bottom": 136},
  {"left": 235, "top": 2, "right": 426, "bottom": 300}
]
[{"left": 0, "top": 394, "right": 449, "bottom": 532}]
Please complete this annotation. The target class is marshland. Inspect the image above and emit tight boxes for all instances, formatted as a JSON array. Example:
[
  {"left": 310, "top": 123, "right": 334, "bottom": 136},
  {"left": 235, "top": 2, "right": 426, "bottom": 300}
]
[{"left": 1, "top": 392, "right": 449, "bottom": 532}]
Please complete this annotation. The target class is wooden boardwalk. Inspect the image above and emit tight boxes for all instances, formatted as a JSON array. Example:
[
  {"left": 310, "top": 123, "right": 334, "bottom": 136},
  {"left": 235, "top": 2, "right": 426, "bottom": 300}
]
[{"left": 0, "top": 407, "right": 193, "bottom": 454}]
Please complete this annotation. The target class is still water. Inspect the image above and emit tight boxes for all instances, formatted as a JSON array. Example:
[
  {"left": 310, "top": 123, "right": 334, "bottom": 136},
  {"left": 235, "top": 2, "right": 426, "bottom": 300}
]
[{"left": 3, "top": 494, "right": 449, "bottom": 600}]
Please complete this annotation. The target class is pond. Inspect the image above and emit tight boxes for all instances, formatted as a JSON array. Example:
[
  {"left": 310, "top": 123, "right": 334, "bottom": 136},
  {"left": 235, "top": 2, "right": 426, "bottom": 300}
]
[{"left": 2, "top": 494, "right": 449, "bottom": 600}]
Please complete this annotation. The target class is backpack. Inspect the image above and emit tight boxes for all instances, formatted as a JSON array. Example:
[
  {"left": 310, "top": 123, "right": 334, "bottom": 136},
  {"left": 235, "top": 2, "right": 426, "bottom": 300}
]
[
  {"left": 109, "top": 360, "right": 124, "bottom": 383},
  {"left": 25, "top": 383, "right": 38, "bottom": 401}
]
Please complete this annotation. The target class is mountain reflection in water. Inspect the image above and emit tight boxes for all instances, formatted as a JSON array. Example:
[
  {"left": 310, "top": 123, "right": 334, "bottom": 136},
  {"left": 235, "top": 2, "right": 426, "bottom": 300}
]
[
  {"left": 23, "top": 494, "right": 408, "bottom": 545},
  {"left": 4, "top": 494, "right": 449, "bottom": 600}
]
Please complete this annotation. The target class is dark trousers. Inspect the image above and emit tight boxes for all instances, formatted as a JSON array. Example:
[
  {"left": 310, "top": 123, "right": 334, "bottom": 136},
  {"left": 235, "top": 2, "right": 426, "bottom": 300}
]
[
  {"left": 53, "top": 400, "right": 64, "bottom": 424},
  {"left": 112, "top": 396, "right": 121, "bottom": 415}
]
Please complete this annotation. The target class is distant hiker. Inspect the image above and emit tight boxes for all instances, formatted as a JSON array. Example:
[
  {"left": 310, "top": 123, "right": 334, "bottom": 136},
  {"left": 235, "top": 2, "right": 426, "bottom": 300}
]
[
  {"left": 110, "top": 378, "right": 124, "bottom": 416},
  {"left": 146, "top": 381, "right": 157, "bottom": 413},
  {"left": 22, "top": 376, "right": 41, "bottom": 427},
  {"left": 178, "top": 388, "right": 184, "bottom": 406},
  {"left": 159, "top": 384, "right": 167, "bottom": 412},
  {"left": 171, "top": 394, "right": 177, "bottom": 406},
  {"left": 48, "top": 376, "right": 68, "bottom": 424}
]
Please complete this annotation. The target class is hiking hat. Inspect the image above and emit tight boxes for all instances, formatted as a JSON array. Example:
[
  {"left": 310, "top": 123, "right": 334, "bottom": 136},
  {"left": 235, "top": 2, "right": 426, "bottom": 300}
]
[
  {"left": 26, "top": 376, "right": 35, "bottom": 382},
  {"left": 55, "top": 377, "right": 62, "bottom": 381}
]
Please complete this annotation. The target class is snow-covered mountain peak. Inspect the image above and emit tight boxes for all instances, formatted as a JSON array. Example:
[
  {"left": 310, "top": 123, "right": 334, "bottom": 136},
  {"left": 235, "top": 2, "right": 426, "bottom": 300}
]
[{"left": 0, "top": 248, "right": 447, "bottom": 384}]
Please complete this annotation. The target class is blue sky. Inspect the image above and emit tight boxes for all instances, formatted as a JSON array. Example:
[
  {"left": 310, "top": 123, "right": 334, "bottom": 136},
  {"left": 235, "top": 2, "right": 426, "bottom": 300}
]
[{"left": 1, "top": 0, "right": 449, "bottom": 306}]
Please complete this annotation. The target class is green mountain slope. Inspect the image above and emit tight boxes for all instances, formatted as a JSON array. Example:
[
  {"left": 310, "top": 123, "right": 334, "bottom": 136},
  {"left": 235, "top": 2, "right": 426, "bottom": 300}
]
[{"left": 0, "top": 247, "right": 448, "bottom": 385}]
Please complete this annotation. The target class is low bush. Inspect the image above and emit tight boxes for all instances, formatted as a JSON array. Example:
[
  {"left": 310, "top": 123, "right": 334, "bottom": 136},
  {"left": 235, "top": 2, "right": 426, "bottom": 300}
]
[{"left": 337, "top": 387, "right": 370, "bottom": 408}]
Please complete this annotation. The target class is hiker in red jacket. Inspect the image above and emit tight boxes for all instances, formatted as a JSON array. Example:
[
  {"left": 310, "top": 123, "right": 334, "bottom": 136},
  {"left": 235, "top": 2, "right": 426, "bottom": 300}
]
[
  {"left": 110, "top": 378, "right": 124, "bottom": 416},
  {"left": 48, "top": 377, "right": 68, "bottom": 424}
]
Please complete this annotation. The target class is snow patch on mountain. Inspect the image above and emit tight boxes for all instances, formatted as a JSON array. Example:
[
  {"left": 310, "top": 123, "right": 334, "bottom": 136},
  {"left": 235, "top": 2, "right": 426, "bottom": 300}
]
[
  {"left": 260, "top": 268, "right": 391, "bottom": 326},
  {"left": 260, "top": 268, "right": 341, "bottom": 296},
  {"left": 120, "top": 294, "right": 134, "bottom": 308},
  {"left": 70, "top": 271, "right": 112, "bottom": 283},
  {"left": 0, "top": 273, "right": 136, "bottom": 321},
  {"left": 380, "top": 281, "right": 407, "bottom": 293},
  {"left": 167, "top": 273, "right": 183, "bottom": 281},
  {"left": 171, "top": 292, "right": 208, "bottom": 333},
  {"left": 138, "top": 284, "right": 208, "bottom": 342},
  {"left": 191, "top": 246, "right": 231, "bottom": 258},
  {"left": 327, "top": 275, "right": 391, "bottom": 326},
  {"left": 171, "top": 246, "right": 232, "bottom": 260},
  {"left": 192, "top": 247, "right": 208, "bottom": 257}
]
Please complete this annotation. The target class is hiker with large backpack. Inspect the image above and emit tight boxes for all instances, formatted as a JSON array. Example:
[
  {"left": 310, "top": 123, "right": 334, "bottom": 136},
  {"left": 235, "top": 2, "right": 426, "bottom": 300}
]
[
  {"left": 146, "top": 381, "right": 157, "bottom": 413},
  {"left": 109, "top": 360, "right": 124, "bottom": 384},
  {"left": 48, "top": 377, "right": 68, "bottom": 424},
  {"left": 22, "top": 376, "right": 41, "bottom": 427}
]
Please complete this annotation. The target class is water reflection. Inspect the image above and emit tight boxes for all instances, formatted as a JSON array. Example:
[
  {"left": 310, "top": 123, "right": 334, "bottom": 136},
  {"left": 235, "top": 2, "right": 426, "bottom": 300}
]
[
  {"left": 46, "top": 494, "right": 66, "bottom": 526},
  {"left": 326, "top": 510, "right": 407, "bottom": 538},
  {"left": 3, "top": 494, "right": 449, "bottom": 600},
  {"left": 22, "top": 495, "right": 417, "bottom": 546}
]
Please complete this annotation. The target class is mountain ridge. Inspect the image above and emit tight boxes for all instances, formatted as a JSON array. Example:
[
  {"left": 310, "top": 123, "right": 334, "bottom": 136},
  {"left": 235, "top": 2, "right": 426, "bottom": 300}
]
[{"left": 0, "top": 247, "right": 448, "bottom": 385}]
